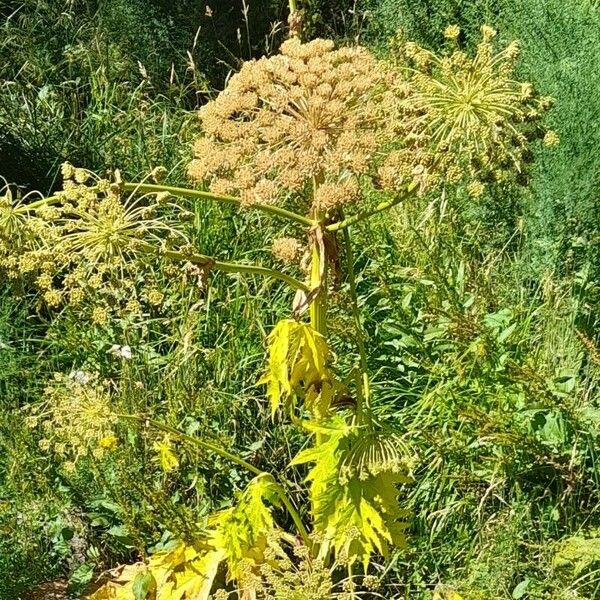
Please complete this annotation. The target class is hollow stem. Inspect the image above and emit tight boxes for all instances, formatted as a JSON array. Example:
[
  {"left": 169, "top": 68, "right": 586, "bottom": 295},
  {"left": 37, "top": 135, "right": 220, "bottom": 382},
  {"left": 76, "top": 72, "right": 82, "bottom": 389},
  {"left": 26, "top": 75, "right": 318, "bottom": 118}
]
[
  {"left": 162, "top": 249, "right": 309, "bottom": 292},
  {"left": 123, "top": 182, "right": 313, "bottom": 227},
  {"left": 326, "top": 184, "right": 417, "bottom": 233}
]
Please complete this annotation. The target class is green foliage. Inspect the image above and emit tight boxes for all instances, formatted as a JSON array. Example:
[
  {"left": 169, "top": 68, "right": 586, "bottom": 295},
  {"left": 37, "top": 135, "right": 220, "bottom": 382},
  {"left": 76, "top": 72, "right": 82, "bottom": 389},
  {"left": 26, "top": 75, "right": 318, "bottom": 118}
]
[
  {"left": 0, "top": 0, "right": 288, "bottom": 191},
  {"left": 0, "top": 2, "right": 599, "bottom": 599},
  {"left": 500, "top": 0, "right": 600, "bottom": 299},
  {"left": 552, "top": 532, "right": 600, "bottom": 596},
  {"left": 291, "top": 417, "right": 410, "bottom": 568},
  {"left": 343, "top": 184, "right": 600, "bottom": 596}
]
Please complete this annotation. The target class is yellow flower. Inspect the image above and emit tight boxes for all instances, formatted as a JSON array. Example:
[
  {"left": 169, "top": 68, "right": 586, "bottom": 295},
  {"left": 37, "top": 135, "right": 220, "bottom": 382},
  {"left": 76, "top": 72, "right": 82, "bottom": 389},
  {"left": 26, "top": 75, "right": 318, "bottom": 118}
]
[
  {"left": 99, "top": 435, "right": 119, "bottom": 450},
  {"left": 43, "top": 289, "right": 62, "bottom": 307},
  {"left": 444, "top": 25, "right": 460, "bottom": 40},
  {"left": 91, "top": 306, "right": 109, "bottom": 326},
  {"left": 31, "top": 374, "right": 118, "bottom": 466},
  {"left": 153, "top": 436, "right": 179, "bottom": 473},
  {"left": 147, "top": 289, "right": 164, "bottom": 307},
  {"left": 467, "top": 180, "right": 485, "bottom": 198},
  {"left": 544, "top": 130, "right": 560, "bottom": 146},
  {"left": 396, "top": 26, "right": 553, "bottom": 191}
]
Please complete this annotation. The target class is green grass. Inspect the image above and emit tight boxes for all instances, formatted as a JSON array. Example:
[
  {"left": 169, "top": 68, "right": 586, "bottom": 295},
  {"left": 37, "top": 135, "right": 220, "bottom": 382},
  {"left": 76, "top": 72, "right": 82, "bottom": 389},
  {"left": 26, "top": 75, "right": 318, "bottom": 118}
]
[{"left": 1, "top": 1, "right": 599, "bottom": 598}]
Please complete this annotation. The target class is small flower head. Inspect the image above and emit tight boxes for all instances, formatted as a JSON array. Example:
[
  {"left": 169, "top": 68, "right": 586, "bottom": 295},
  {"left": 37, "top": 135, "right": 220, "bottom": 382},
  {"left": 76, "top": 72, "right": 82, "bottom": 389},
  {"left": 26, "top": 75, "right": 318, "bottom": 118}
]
[
  {"left": 444, "top": 25, "right": 460, "bottom": 40},
  {"left": 61, "top": 162, "right": 75, "bottom": 181},
  {"left": 91, "top": 306, "right": 110, "bottom": 326},
  {"left": 147, "top": 289, "right": 165, "bottom": 307},
  {"left": 467, "top": 180, "right": 486, "bottom": 198},
  {"left": 544, "top": 130, "right": 560, "bottom": 146},
  {"left": 314, "top": 178, "right": 361, "bottom": 214},
  {"left": 26, "top": 374, "right": 118, "bottom": 464},
  {"left": 481, "top": 24, "right": 497, "bottom": 42},
  {"left": 272, "top": 237, "right": 303, "bottom": 264}
]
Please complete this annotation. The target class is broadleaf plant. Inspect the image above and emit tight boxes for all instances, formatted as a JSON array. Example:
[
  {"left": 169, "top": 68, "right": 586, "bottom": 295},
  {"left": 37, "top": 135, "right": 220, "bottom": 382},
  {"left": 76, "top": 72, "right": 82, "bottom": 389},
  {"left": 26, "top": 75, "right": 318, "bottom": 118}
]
[{"left": 0, "top": 1, "right": 556, "bottom": 596}]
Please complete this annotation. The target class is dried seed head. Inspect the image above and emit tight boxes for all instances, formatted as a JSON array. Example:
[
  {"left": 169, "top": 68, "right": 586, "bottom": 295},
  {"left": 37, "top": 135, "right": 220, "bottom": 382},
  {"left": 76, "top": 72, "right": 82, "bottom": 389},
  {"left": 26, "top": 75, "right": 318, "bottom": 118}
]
[
  {"left": 188, "top": 38, "right": 390, "bottom": 213},
  {"left": 313, "top": 178, "right": 361, "bottom": 214},
  {"left": 272, "top": 237, "right": 303, "bottom": 263}
]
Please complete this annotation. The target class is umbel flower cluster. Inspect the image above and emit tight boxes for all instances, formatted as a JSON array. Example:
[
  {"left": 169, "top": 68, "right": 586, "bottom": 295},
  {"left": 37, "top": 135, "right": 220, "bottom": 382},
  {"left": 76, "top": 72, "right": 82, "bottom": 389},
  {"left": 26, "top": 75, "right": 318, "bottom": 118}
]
[
  {"left": 383, "top": 25, "right": 557, "bottom": 197},
  {"left": 188, "top": 37, "right": 393, "bottom": 215},
  {"left": 189, "top": 28, "right": 557, "bottom": 218},
  {"left": 24, "top": 373, "right": 118, "bottom": 471},
  {"left": 0, "top": 167, "right": 189, "bottom": 322}
]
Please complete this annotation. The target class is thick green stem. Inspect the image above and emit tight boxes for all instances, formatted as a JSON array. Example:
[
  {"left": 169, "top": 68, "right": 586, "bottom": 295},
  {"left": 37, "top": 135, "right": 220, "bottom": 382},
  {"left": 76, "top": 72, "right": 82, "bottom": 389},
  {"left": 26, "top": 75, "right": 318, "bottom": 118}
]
[
  {"left": 123, "top": 182, "right": 313, "bottom": 227},
  {"left": 309, "top": 175, "right": 327, "bottom": 337},
  {"left": 20, "top": 182, "right": 313, "bottom": 227},
  {"left": 289, "top": 0, "right": 298, "bottom": 13},
  {"left": 19, "top": 192, "right": 83, "bottom": 211},
  {"left": 326, "top": 184, "right": 417, "bottom": 233},
  {"left": 162, "top": 249, "right": 309, "bottom": 292}
]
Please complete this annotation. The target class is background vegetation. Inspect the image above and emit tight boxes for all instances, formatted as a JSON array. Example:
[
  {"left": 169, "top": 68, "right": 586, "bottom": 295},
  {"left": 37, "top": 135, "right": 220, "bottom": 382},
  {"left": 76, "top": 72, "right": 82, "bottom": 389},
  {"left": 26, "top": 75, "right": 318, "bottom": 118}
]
[{"left": 1, "top": 0, "right": 599, "bottom": 598}]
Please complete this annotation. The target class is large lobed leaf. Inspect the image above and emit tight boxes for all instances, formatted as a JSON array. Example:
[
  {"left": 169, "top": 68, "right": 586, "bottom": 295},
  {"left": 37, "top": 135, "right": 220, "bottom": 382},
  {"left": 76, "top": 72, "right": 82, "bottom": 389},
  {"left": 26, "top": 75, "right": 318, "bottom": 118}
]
[{"left": 291, "top": 417, "right": 411, "bottom": 568}]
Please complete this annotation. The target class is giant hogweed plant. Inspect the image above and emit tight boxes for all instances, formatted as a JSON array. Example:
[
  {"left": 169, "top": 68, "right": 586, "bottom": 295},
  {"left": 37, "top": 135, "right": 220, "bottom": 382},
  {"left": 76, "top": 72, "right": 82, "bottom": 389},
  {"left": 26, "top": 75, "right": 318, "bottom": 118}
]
[{"left": 0, "top": 22, "right": 555, "bottom": 599}]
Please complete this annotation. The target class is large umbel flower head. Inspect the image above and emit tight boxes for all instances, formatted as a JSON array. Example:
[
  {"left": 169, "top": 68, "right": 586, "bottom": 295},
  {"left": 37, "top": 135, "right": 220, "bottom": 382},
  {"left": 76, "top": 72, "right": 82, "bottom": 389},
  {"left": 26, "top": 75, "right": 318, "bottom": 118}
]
[{"left": 188, "top": 38, "right": 395, "bottom": 216}]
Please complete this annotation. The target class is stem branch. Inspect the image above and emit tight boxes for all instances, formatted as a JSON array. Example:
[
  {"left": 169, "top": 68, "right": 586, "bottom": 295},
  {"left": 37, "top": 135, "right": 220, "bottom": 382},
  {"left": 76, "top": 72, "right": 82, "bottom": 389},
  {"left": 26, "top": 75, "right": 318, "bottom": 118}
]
[
  {"left": 270, "top": 481, "right": 312, "bottom": 548},
  {"left": 162, "top": 249, "right": 309, "bottom": 292},
  {"left": 120, "top": 414, "right": 263, "bottom": 476},
  {"left": 123, "top": 182, "right": 313, "bottom": 227},
  {"left": 326, "top": 185, "right": 417, "bottom": 232}
]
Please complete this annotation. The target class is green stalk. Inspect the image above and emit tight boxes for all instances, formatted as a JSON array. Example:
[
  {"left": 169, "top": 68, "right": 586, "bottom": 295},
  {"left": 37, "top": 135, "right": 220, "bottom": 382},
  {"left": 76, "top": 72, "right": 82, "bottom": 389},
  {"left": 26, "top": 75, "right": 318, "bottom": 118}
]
[
  {"left": 162, "top": 249, "right": 309, "bottom": 292},
  {"left": 19, "top": 192, "right": 87, "bottom": 211},
  {"left": 120, "top": 415, "right": 312, "bottom": 547},
  {"left": 308, "top": 235, "right": 327, "bottom": 335},
  {"left": 18, "top": 183, "right": 313, "bottom": 227},
  {"left": 326, "top": 184, "right": 417, "bottom": 232},
  {"left": 309, "top": 176, "right": 328, "bottom": 448},
  {"left": 123, "top": 182, "right": 313, "bottom": 227},
  {"left": 289, "top": 0, "right": 298, "bottom": 12},
  {"left": 119, "top": 414, "right": 263, "bottom": 476}
]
